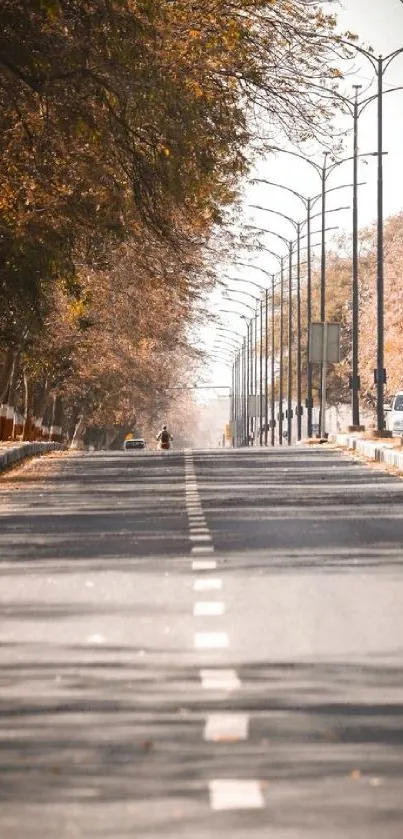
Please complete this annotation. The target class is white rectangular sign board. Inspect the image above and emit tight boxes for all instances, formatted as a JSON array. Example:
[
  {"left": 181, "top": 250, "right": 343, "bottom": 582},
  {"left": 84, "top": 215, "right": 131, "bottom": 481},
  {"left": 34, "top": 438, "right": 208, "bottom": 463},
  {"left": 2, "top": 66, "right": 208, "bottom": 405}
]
[
  {"left": 309, "top": 322, "right": 341, "bottom": 364},
  {"left": 248, "top": 395, "right": 267, "bottom": 417}
]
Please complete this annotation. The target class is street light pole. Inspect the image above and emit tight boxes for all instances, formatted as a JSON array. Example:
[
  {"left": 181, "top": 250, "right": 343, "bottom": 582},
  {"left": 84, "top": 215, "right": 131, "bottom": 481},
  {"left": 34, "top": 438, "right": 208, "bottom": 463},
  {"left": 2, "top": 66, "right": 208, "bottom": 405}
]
[
  {"left": 352, "top": 84, "right": 362, "bottom": 429},
  {"left": 237, "top": 350, "right": 241, "bottom": 446},
  {"left": 251, "top": 179, "right": 358, "bottom": 437},
  {"left": 279, "top": 257, "right": 285, "bottom": 445},
  {"left": 376, "top": 54, "right": 385, "bottom": 433},
  {"left": 246, "top": 224, "right": 294, "bottom": 444},
  {"left": 264, "top": 287, "right": 269, "bottom": 446},
  {"left": 246, "top": 322, "right": 250, "bottom": 445},
  {"left": 227, "top": 260, "right": 285, "bottom": 447},
  {"left": 254, "top": 311, "right": 258, "bottom": 444},
  {"left": 306, "top": 197, "right": 313, "bottom": 437},
  {"left": 242, "top": 336, "right": 248, "bottom": 446},
  {"left": 259, "top": 298, "right": 264, "bottom": 445},
  {"left": 231, "top": 360, "right": 235, "bottom": 445},
  {"left": 256, "top": 147, "right": 374, "bottom": 436},
  {"left": 296, "top": 223, "right": 302, "bottom": 440},
  {"left": 287, "top": 241, "right": 293, "bottom": 445},
  {"left": 337, "top": 40, "right": 403, "bottom": 431},
  {"left": 270, "top": 273, "right": 276, "bottom": 447},
  {"left": 320, "top": 153, "right": 329, "bottom": 322}
]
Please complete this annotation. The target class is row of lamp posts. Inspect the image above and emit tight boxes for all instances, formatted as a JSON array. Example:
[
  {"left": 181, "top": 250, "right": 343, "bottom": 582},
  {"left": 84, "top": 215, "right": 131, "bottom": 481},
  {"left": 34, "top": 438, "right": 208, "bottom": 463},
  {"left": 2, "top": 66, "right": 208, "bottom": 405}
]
[{"left": 217, "top": 39, "right": 403, "bottom": 443}]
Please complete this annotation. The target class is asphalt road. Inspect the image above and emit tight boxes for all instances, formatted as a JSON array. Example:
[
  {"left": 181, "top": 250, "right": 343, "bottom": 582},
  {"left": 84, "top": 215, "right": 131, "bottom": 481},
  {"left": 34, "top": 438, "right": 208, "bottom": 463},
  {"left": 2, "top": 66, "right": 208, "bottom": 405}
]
[{"left": 1, "top": 445, "right": 403, "bottom": 838}]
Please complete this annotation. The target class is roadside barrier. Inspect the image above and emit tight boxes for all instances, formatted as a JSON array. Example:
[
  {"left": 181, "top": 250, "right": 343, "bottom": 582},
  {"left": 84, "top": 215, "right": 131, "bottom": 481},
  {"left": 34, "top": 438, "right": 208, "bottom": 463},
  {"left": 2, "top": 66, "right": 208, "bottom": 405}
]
[
  {"left": 0, "top": 442, "right": 64, "bottom": 473},
  {"left": 330, "top": 433, "right": 403, "bottom": 472}
]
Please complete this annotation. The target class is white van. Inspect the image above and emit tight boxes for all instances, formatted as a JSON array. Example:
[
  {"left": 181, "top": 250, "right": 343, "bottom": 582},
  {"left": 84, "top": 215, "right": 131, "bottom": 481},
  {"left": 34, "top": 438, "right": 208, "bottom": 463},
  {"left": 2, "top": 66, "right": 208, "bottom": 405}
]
[{"left": 388, "top": 391, "right": 403, "bottom": 436}]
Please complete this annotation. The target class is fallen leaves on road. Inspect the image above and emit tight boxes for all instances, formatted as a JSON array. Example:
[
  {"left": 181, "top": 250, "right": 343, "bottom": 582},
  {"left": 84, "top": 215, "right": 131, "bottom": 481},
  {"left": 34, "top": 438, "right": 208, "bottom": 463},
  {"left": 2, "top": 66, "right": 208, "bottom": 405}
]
[{"left": 0, "top": 449, "right": 75, "bottom": 490}]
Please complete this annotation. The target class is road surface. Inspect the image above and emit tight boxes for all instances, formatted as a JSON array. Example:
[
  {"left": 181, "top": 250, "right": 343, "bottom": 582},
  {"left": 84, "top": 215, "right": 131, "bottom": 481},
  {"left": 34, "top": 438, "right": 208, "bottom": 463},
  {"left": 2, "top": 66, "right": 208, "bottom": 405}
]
[{"left": 1, "top": 445, "right": 403, "bottom": 837}]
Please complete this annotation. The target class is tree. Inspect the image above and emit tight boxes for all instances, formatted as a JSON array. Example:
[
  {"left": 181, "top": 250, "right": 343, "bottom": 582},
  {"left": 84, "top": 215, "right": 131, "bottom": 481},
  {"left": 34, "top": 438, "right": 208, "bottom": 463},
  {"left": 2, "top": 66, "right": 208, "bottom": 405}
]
[{"left": 0, "top": 0, "right": 351, "bottom": 441}]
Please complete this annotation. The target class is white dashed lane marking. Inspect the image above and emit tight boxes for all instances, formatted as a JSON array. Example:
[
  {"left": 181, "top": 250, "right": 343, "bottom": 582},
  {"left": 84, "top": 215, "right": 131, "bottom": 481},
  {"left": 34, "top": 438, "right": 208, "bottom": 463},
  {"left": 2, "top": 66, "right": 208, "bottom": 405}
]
[
  {"left": 194, "top": 632, "right": 229, "bottom": 649},
  {"left": 209, "top": 780, "right": 264, "bottom": 811},
  {"left": 194, "top": 601, "right": 225, "bottom": 616},
  {"left": 185, "top": 454, "right": 260, "bottom": 814},
  {"left": 192, "top": 560, "right": 217, "bottom": 571},
  {"left": 204, "top": 713, "right": 249, "bottom": 741},
  {"left": 184, "top": 451, "right": 214, "bottom": 556},
  {"left": 193, "top": 578, "right": 223, "bottom": 591},
  {"left": 191, "top": 545, "right": 214, "bottom": 555},
  {"left": 200, "top": 669, "right": 241, "bottom": 690}
]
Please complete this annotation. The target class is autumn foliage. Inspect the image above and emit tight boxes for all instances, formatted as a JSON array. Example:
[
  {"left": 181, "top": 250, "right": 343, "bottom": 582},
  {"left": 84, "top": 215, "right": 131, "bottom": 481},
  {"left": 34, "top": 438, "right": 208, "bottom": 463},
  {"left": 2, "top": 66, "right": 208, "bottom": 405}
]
[{"left": 0, "top": 0, "right": 346, "bottom": 445}]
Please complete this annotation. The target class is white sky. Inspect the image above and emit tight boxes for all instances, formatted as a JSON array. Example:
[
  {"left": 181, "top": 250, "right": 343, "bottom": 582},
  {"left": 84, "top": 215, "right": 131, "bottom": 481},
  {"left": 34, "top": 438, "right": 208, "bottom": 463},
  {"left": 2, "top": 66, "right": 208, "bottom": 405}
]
[{"left": 200, "top": 0, "right": 403, "bottom": 395}]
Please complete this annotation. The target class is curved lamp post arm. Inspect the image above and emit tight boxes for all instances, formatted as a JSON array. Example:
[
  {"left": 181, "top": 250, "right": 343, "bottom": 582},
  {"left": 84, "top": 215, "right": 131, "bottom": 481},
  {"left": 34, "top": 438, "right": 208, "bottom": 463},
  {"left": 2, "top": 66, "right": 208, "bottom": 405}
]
[
  {"left": 309, "top": 82, "right": 403, "bottom": 118},
  {"left": 325, "top": 151, "right": 380, "bottom": 181},
  {"left": 211, "top": 359, "right": 233, "bottom": 367},
  {"left": 215, "top": 332, "right": 246, "bottom": 345},
  {"left": 215, "top": 337, "right": 243, "bottom": 349},
  {"left": 209, "top": 353, "right": 234, "bottom": 362},
  {"left": 232, "top": 260, "right": 282, "bottom": 276},
  {"left": 250, "top": 179, "right": 308, "bottom": 208},
  {"left": 211, "top": 347, "right": 239, "bottom": 361},
  {"left": 223, "top": 285, "right": 261, "bottom": 302},
  {"left": 211, "top": 351, "right": 238, "bottom": 363},
  {"left": 269, "top": 144, "right": 322, "bottom": 176},
  {"left": 221, "top": 297, "right": 257, "bottom": 315},
  {"left": 216, "top": 326, "right": 245, "bottom": 339},
  {"left": 220, "top": 308, "right": 254, "bottom": 319},
  {"left": 218, "top": 275, "right": 267, "bottom": 292},
  {"left": 248, "top": 204, "right": 300, "bottom": 232},
  {"left": 309, "top": 205, "right": 349, "bottom": 224},
  {"left": 245, "top": 224, "right": 291, "bottom": 249},
  {"left": 335, "top": 39, "right": 403, "bottom": 74},
  {"left": 251, "top": 177, "right": 361, "bottom": 214}
]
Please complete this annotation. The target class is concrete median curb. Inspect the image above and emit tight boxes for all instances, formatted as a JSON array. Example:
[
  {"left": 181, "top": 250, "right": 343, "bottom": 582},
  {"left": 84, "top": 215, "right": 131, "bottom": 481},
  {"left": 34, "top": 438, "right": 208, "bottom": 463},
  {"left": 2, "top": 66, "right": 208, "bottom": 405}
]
[
  {"left": 330, "top": 433, "right": 403, "bottom": 472},
  {"left": 0, "top": 442, "right": 64, "bottom": 473}
]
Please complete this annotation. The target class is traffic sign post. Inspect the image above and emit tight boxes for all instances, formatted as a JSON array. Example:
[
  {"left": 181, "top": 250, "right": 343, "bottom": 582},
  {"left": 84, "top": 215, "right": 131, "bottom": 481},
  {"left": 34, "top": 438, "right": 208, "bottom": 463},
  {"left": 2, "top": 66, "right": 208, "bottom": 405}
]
[{"left": 309, "top": 323, "right": 341, "bottom": 437}]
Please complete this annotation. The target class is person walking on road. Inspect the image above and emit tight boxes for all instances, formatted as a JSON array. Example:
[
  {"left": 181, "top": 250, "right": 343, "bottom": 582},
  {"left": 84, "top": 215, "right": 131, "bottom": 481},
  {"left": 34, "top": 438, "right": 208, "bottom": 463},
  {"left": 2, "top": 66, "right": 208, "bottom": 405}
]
[{"left": 156, "top": 425, "right": 173, "bottom": 450}]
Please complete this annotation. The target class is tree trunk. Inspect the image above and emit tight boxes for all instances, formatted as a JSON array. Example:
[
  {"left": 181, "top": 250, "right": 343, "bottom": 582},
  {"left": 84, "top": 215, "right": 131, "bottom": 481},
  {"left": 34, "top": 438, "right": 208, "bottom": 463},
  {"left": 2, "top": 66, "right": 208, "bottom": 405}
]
[
  {"left": 12, "top": 409, "right": 24, "bottom": 440},
  {"left": 0, "top": 348, "right": 15, "bottom": 402},
  {"left": 22, "top": 371, "right": 35, "bottom": 441},
  {"left": 42, "top": 402, "right": 53, "bottom": 440},
  {"left": 32, "top": 381, "right": 50, "bottom": 440},
  {"left": 50, "top": 394, "right": 64, "bottom": 442},
  {"left": 70, "top": 416, "right": 86, "bottom": 449},
  {"left": 0, "top": 349, "right": 17, "bottom": 439},
  {"left": 2, "top": 355, "right": 20, "bottom": 440}
]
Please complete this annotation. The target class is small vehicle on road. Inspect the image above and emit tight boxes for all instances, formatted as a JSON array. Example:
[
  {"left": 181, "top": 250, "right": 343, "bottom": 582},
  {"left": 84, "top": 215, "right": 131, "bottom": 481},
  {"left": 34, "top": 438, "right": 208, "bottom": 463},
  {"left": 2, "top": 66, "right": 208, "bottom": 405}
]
[
  {"left": 387, "top": 391, "right": 403, "bottom": 436},
  {"left": 123, "top": 438, "right": 146, "bottom": 451}
]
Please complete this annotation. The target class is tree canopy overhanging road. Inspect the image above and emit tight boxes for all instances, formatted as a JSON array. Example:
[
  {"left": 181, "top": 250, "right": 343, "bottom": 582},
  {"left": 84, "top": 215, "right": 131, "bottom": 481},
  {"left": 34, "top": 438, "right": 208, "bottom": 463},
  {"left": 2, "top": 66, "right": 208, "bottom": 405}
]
[
  {"left": 0, "top": 0, "right": 348, "bottom": 446},
  {"left": 1, "top": 445, "right": 403, "bottom": 837}
]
